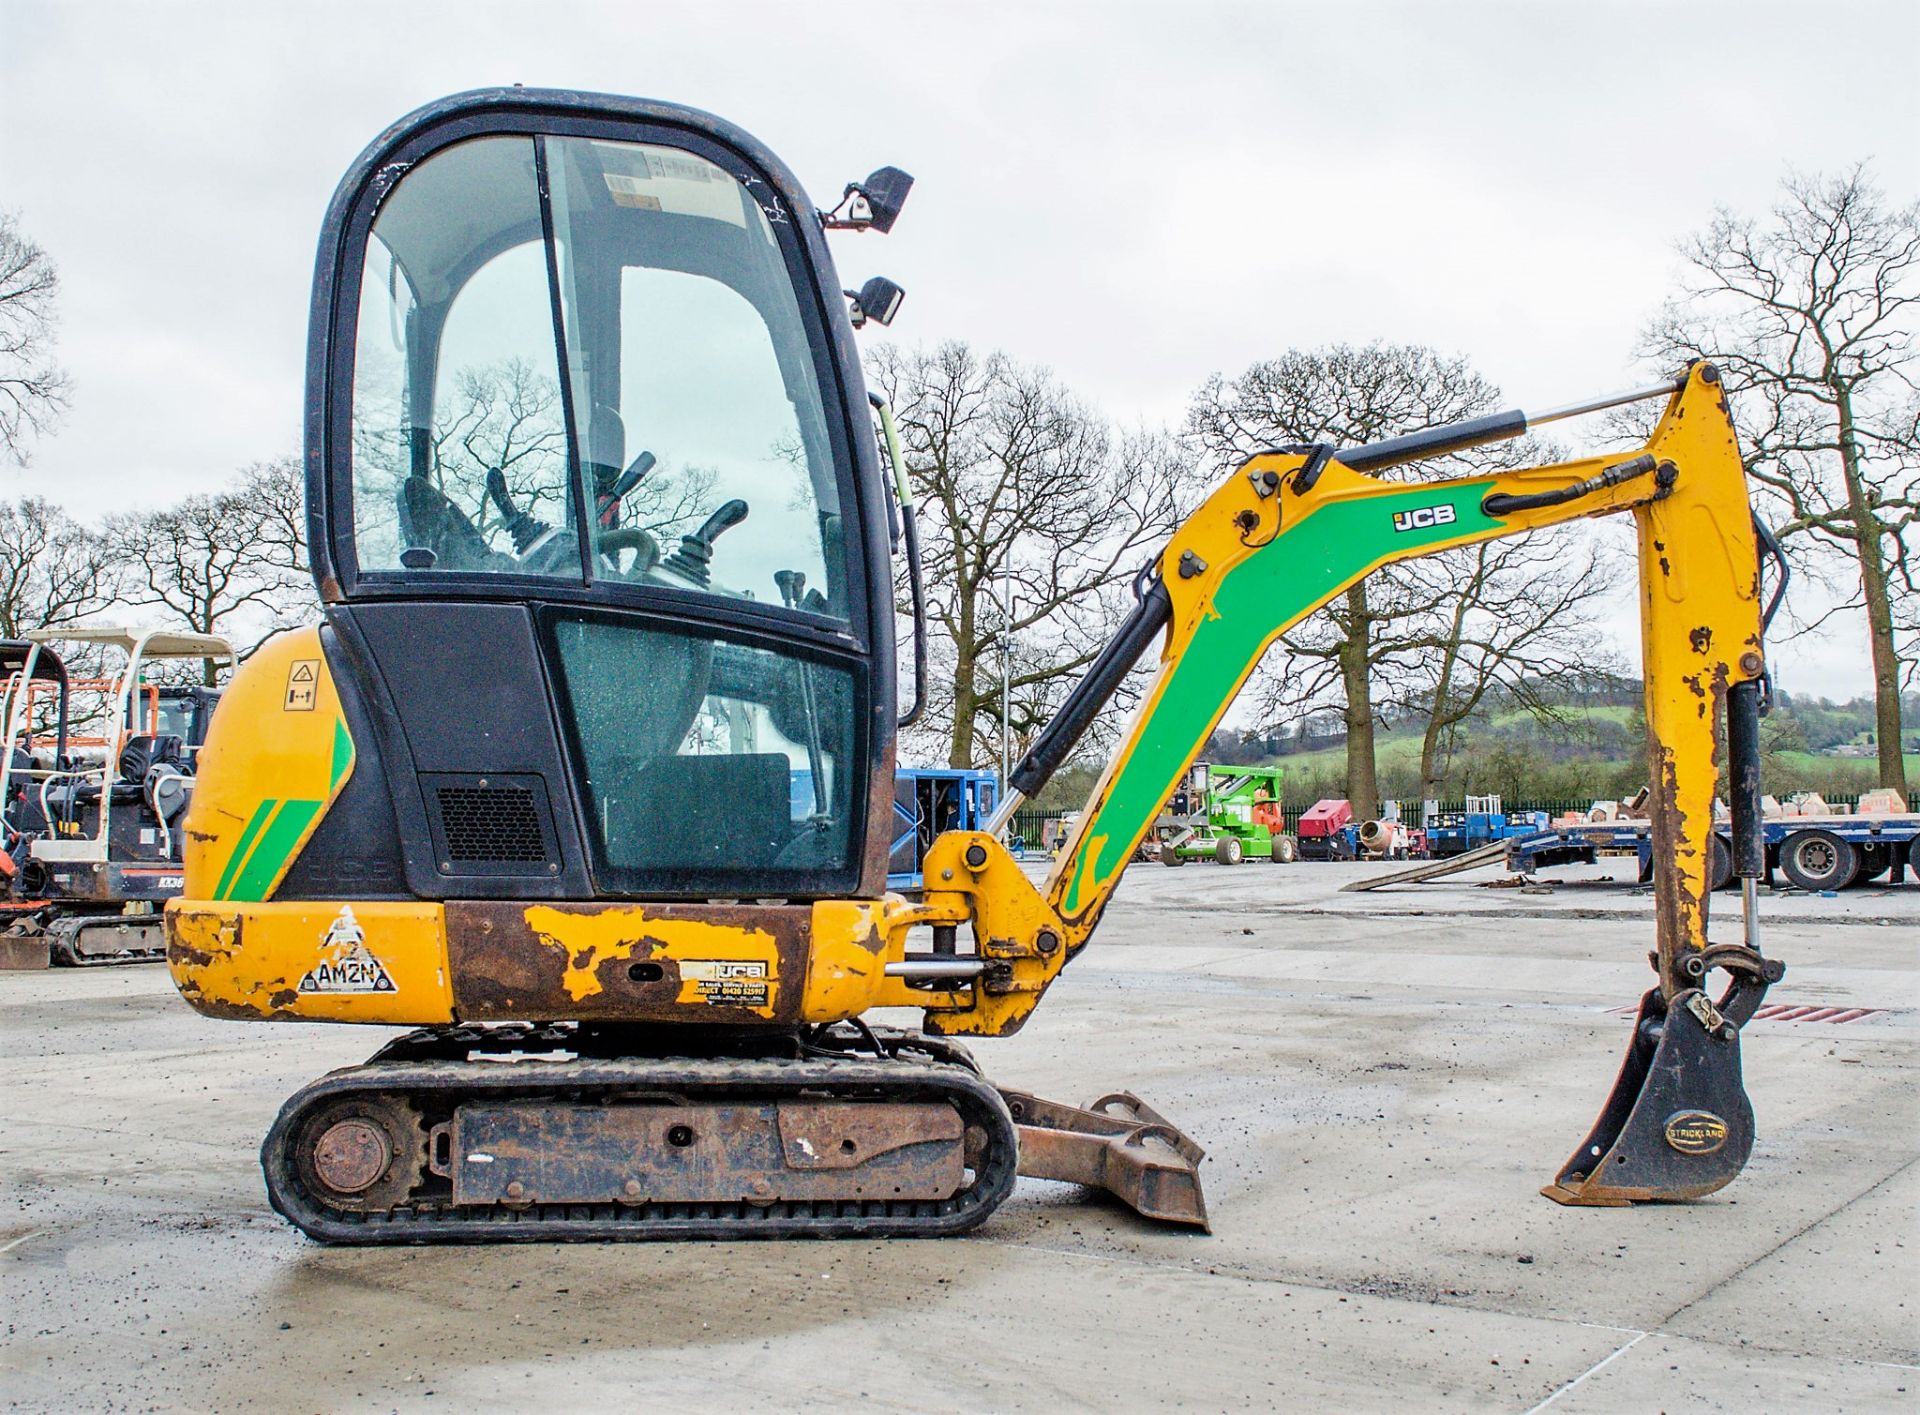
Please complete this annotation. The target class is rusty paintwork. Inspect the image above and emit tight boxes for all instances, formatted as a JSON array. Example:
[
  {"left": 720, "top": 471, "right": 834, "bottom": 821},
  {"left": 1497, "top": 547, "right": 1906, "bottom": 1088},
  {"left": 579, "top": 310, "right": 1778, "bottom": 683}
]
[
  {"left": 445, "top": 1099, "right": 964, "bottom": 1206},
  {"left": 311, "top": 1118, "right": 393, "bottom": 1193},
  {"left": 446, "top": 900, "right": 812, "bottom": 1023}
]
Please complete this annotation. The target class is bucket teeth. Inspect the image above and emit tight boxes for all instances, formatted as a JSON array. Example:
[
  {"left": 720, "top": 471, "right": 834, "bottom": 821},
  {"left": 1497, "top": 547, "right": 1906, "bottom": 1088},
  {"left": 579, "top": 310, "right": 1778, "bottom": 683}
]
[{"left": 1001, "top": 1087, "right": 1210, "bottom": 1231}]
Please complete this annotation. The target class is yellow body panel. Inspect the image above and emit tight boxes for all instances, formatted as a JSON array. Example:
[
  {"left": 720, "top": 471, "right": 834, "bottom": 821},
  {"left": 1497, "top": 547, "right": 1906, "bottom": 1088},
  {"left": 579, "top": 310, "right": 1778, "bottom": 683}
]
[
  {"left": 171, "top": 886, "right": 949, "bottom": 1025},
  {"left": 177, "top": 627, "right": 355, "bottom": 906},
  {"left": 169, "top": 900, "right": 453, "bottom": 1023}
]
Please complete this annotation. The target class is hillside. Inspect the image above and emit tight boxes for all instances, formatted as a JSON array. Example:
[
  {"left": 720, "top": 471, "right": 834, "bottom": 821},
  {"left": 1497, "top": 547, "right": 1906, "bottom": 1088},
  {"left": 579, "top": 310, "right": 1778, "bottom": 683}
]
[{"left": 1205, "top": 686, "right": 1920, "bottom": 809}]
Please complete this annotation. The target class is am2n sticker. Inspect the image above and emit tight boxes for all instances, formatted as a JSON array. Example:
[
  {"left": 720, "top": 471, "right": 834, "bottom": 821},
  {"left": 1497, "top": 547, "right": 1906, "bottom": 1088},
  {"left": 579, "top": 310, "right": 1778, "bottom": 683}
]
[
  {"left": 299, "top": 906, "right": 396, "bottom": 994},
  {"left": 1392, "top": 504, "right": 1458, "bottom": 533}
]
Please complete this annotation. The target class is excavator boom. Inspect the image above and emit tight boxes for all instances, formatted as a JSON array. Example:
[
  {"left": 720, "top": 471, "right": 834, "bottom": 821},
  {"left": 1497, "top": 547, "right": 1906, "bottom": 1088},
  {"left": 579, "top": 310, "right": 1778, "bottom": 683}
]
[{"left": 899, "top": 362, "right": 1783, "bottom": 1202}]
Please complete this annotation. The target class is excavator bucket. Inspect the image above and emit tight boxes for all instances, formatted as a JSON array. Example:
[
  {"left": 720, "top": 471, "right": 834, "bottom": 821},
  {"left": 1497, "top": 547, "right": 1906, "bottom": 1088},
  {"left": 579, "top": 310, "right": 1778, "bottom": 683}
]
[
  {"left": 1545, "top": 956, "right": 1781, "bottom": 1205},
  {"left": 1000, "top": 1089, "right": 1210, "bottom": 1230}
]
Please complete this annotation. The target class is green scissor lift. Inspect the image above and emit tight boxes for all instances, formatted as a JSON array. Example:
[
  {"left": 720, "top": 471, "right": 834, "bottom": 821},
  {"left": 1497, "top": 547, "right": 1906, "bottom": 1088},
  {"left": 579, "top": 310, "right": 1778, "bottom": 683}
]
[{"left": 1153, "top": 762, "right": 1296, "bottom": 865}]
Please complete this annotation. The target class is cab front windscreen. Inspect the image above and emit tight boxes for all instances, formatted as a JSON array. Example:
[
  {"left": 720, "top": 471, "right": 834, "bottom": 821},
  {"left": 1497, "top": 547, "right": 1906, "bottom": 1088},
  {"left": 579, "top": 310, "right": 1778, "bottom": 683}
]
[{"left": 348, "top": 133, "right": 847, "bottom": 620}]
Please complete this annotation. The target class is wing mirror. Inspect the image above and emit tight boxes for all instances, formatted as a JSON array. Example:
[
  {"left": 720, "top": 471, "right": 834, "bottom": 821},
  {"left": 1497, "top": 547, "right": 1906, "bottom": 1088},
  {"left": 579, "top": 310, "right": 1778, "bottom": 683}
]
[
  {"left": 823, "top": 166, "right": 913, "bottom": 233},
  {"left": 845, "top": 275, "right": 905, "bottom": 329}
]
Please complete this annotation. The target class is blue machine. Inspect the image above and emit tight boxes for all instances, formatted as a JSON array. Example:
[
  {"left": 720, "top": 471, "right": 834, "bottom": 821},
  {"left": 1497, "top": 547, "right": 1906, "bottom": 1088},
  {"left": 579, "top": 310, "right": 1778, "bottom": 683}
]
[
  {"left": 788, "top": 766, "right": 999, "bottom": 889},
  {"left": 887, "top": 768, "right": 999, "bottom": 890},
  {"left": 1424, "top": 795, "right": 1549, "bottom": 857}
]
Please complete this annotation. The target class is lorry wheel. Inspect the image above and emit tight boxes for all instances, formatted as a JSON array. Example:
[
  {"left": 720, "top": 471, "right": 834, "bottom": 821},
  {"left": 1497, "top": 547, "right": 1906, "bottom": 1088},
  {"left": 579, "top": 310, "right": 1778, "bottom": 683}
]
[
  {"left": 1215, "top": 837, "right": 1243, "bottom": 866},
  {"left": 1708, "top": 835, "right": 1733, "bottom": 892},
  {"left": 1272, "top": 834, "right": 1298, "bottom": 864},
  {"left": 1780, "top": 830, "right": 1858, "bottom": 891},
  {"left": 1910, "top": 835, "right": 1920, "bottom": 874},
  {"left": 1160, "top": 845, "right": 1186, "bottom": 867}
]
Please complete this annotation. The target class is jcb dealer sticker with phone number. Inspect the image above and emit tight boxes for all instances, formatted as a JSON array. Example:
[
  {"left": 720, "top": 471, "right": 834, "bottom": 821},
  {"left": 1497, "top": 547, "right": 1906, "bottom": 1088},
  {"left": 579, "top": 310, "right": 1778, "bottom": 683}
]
[{"left": 680, "top": 959, "right": 770, "bottom": 1007}]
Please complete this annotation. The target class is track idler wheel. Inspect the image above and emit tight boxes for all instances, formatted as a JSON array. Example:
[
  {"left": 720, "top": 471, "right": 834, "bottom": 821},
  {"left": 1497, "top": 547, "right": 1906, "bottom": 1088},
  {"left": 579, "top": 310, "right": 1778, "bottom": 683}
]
[
  {"left": 287, "top": 1096, "right": 428, "bottom": 1213},
  {"left": 1545, "top": 947, "right": 1784, "bottom": 1206}
]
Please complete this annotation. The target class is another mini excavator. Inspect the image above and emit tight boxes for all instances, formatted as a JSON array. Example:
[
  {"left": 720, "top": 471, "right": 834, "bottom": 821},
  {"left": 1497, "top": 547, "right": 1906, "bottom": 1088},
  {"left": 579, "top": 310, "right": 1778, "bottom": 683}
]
[
  {"left": 3, "top": 629, "right": 232, "bottom": 966},
  {"left": 167, "top": 89, "right": 1785, "bottom": 1242}
]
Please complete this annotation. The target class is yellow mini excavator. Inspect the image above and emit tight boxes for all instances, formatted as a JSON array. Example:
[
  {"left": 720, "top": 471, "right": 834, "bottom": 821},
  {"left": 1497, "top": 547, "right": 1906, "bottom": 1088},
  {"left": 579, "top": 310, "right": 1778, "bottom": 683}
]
[{"left": 167, "top": 89, "right": 1786, "bottom": 1242}]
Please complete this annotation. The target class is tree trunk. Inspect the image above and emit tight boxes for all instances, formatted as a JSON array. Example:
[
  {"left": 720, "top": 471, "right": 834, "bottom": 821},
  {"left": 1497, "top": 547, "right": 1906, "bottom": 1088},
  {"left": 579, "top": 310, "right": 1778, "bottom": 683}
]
[
  {"left": 1836, "top": 390, "right": 1909, "bottom": 794},
  {"left": 947, "top": 646, "right": 976, "bottom": 769},
  {"left": 1417, "top": 724, "right": 1443, "bottom": 803},
  {"left": 1340, "top": 582, "right": 1380, "bottom": 817},
  {"left": 1419, "top": 632, "right": 1465, "bottom": 801}
]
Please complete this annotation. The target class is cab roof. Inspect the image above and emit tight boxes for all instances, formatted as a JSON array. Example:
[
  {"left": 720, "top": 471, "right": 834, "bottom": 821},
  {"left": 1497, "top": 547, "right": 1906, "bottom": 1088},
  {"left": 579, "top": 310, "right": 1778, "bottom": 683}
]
[{"left": 28, "top": 627, "right": 237, "bottom": 660}]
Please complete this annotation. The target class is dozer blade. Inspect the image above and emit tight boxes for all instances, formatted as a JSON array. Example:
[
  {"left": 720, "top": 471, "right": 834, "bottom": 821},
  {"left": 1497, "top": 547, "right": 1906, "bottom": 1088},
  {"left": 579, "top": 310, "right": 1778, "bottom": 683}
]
[
  {"left": 1001, "top": 1088, "right": 1210, "bottom": 1230},
  {"left": 1545, "top": 978, "right": 1772, "bottom": 1206}
]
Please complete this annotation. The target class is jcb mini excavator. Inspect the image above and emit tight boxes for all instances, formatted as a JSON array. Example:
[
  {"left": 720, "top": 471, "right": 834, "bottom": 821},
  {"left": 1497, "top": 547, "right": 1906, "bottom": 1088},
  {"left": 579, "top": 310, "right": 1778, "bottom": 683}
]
[{"left": 167, "top": 89, "right": 1785, "bottom": 1242}]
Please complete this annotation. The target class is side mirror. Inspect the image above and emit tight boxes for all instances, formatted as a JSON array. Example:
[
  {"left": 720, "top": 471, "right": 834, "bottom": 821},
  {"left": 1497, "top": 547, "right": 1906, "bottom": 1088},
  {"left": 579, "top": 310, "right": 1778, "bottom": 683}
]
[
  {"left": 823, "top": 166, "right": 913, "bottom": 233},
  {"left": 845, "top": 275, "right": 905, "bottom": 329}
]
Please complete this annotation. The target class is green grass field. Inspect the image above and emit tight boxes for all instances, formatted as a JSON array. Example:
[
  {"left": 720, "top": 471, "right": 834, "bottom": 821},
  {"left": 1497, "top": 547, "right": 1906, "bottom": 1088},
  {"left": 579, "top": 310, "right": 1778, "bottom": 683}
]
[{"left": 1257, "top": 711, "right": 1918, "bottom": 805}]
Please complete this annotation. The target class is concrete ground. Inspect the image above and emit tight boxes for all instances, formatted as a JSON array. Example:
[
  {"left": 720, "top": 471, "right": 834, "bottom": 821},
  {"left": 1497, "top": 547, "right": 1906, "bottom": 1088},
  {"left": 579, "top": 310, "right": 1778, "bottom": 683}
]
[{"left": 3, "top": 860, "right": 1915, "bottom": 1412}]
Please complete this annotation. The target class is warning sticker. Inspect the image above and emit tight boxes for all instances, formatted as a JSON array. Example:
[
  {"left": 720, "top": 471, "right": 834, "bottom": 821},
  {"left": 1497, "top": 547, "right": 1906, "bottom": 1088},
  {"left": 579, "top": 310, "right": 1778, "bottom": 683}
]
[
  {"left": 285, "top": 659, "right": 319, "bottom": 712},
  {"left": 299, "top": 906, "right": 396, "bottom": 994},
  {"left": 680, "top": 958, "right": 770, "bottom": 1008}
]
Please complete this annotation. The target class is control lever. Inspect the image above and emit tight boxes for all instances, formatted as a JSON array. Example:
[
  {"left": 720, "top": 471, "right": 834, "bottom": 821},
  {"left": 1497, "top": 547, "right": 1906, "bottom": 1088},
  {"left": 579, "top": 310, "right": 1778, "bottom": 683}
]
[
  {"left": 595, "top": 450, "right": 657, "bottom": 528},
  {"left": 484, "top": 469, "right": 551, "bottom": 554},
  {"left": 661, "top": 499, "right": 749, "bottom": 588}
]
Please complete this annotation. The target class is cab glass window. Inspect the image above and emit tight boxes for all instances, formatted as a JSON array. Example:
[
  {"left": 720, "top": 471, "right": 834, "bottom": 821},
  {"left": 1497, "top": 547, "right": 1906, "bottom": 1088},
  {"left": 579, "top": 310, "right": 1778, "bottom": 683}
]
[
  {"left": 347, "top": 132, "right": 847, "bottom": 616},
  {"left": 549, "top": 616, "right": 856, "bottom": 883}
]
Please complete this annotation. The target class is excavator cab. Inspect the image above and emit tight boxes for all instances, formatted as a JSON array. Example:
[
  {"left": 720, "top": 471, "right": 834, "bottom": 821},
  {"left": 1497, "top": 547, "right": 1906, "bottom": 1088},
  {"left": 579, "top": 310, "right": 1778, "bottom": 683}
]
[{"left": 304, "top": 94, "right": 898, "bottom": 903}]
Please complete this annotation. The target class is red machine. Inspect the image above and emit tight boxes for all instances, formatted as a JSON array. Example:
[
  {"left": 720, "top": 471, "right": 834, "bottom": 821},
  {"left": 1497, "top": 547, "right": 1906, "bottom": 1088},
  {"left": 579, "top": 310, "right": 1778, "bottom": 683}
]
[{"left": 1296, "top": 798, "right": 1354, "bottom": 860}]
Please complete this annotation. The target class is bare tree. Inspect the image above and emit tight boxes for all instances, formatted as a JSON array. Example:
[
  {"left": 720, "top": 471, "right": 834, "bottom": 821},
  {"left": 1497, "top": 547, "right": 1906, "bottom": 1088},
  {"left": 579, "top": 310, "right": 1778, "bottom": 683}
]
[
  {"left": 0, "top": 497, "right": 116, "bottom": 637},
  {"left": 225, "top": 455, "right": 310, "bottom": 584},
  {"left": 1645, "top": 165, "right": 1918, "bottom": 792},
  {"left": 1392, "top": 536, "right": 1613, "bottom": 798},
  {"left": 1189, "top": 342, "right": 1613, "bottom": 814},
  {"left": 104, "top": 471, "right": 317, "bottom": 681},
  {"left": 0, "top": 212, "right": 72, "bottom": 465},
  {"left": 870, "top": 341, "right": 1199, "bottom": 769}
]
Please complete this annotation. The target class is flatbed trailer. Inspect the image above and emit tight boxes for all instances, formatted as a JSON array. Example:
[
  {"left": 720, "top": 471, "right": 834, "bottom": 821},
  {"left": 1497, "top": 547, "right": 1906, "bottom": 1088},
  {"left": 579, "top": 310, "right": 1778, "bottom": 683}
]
[{"left": 1507, "top": 813, "right": 1920, "bottom": 890}]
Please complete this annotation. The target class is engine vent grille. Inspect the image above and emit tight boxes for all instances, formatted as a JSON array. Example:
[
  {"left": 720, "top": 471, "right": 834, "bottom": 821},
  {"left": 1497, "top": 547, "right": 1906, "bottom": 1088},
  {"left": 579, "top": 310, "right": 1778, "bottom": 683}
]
[
  {"left": 435, "top": 785, "right": 546, "bottom": 862},
  {"left": 421, "top": 774, "right": 557, "bottom": 874}
]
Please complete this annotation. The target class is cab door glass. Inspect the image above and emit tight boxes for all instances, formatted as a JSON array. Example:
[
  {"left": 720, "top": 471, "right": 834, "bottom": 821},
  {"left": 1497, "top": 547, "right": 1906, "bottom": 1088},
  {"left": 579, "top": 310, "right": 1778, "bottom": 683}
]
[
  {"left": 550, "top": 615, "right": 856, "bottom": 883},
  {"left": 546, "top": 137, "right": 845, "bottom": 617},
  {"left": 350, "top": 136, "right": 583, "bottom": 578}
]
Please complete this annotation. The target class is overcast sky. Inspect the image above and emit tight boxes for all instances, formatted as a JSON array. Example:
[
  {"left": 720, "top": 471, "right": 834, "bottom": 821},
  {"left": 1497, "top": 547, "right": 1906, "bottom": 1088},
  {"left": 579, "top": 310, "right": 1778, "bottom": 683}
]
[{"left": 3, "top": 0, "right": 1914, "bottom": 698}]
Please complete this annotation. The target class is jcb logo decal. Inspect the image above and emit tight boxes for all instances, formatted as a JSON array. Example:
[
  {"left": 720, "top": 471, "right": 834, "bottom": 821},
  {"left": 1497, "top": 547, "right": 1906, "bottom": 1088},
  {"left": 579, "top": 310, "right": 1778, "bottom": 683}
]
[{"left": 1392, "top": 504, "right": 1458, "bottom": 533}]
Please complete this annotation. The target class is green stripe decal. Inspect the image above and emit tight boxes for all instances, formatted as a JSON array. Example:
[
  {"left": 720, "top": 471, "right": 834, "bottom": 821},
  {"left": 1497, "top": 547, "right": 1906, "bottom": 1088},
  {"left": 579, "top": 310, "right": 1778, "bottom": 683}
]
[
  {"left": 329, "top": 718, "right": 354, "bottom": 791},
  {"left": 214, "top": 800, "right": 278, "bottom": 902},
  {"left": 225, "top": 799, "right": 322, "bottom": 903},
  {"left": 1059, "top": 482, "right": 1503, "bottom": 918}
]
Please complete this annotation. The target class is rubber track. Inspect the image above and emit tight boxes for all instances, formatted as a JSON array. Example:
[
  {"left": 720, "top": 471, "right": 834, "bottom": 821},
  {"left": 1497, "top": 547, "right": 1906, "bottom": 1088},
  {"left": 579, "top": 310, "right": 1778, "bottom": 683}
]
[
  {"left": 263, "top": 1052, "right": 1018, "bottom": 1245},
  {"left": 48, "top": 918, "right": 166, "bottom": 968}
]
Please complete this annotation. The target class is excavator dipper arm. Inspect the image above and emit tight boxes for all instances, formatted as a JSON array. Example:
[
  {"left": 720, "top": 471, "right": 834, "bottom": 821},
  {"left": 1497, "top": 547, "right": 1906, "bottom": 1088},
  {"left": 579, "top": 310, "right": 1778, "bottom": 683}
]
[{"left": 900, "top": 361, "right": 1783, "bottom": 1204}]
